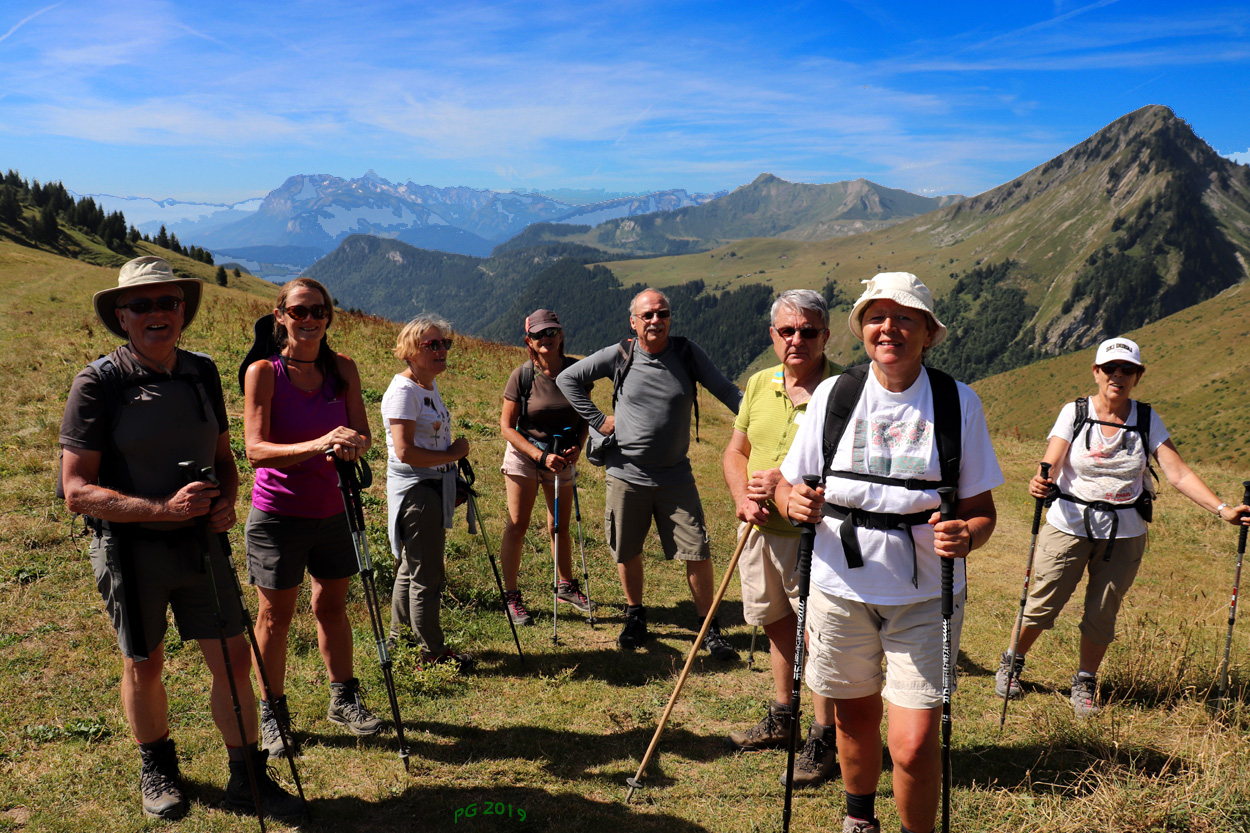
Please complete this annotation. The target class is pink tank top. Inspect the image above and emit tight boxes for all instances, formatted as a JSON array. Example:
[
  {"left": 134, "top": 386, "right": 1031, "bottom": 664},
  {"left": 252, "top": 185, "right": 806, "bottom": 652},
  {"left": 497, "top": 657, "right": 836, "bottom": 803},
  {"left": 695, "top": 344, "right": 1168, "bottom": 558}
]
[{"left": 251, "top": 356, "right": 348, "bottom": 518}]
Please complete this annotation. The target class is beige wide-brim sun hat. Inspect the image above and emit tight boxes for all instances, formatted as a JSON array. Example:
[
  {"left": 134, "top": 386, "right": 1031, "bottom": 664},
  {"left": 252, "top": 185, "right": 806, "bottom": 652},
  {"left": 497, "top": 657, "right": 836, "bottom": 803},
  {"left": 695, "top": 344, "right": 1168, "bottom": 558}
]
[
  {"left": 848, "top": 271, "right": 948, "bottom": 349},
  {"left": 93, "top": 256, "right": 203, "bottom": 339}
]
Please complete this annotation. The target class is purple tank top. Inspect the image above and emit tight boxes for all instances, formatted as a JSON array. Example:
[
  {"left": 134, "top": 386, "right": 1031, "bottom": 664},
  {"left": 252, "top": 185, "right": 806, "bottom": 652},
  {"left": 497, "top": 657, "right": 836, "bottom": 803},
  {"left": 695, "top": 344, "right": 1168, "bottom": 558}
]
[{"left": 251, "top": 356, "right": 348, "bottom": 518}]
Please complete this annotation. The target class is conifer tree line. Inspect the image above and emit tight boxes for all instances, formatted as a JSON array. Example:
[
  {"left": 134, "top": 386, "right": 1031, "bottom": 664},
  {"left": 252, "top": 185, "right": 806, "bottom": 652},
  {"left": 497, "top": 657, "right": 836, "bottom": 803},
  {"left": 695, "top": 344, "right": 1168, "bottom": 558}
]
[{"left": 0, "top": 169, "right": 213, "bottom": 265}]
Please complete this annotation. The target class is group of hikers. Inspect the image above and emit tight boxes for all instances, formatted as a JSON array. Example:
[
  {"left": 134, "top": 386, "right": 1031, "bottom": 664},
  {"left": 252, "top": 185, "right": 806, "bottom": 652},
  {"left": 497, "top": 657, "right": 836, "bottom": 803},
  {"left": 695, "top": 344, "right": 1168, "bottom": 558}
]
[{"left": 60, "top": 256, "right": 1250, "bottom": 832}]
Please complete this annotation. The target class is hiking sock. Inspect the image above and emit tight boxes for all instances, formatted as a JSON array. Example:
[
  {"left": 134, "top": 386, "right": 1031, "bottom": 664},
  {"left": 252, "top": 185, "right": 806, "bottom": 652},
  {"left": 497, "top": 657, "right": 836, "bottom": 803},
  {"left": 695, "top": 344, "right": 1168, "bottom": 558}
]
[
  {"left": 900, "top": 826, "right": 933, "bottom": 833},
  {"left": 138, "top": 733, "right": 171, "bottom": 753},
  {"left": 846, "top": 791, "right": 876, "bottom": 823},
  {"left": 226, "top": 743, "right": 253, "bottom": 763},
  {"left": 627, "top": 604, "right": 645, "bottom": 619}
]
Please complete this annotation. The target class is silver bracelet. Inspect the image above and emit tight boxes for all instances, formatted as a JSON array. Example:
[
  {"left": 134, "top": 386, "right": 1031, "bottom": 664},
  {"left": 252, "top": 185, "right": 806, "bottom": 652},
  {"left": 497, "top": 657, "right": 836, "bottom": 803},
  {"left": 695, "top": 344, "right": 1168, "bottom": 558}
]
[{"left": 1216, "top": 502, "right": 1229, "bottom": 517}]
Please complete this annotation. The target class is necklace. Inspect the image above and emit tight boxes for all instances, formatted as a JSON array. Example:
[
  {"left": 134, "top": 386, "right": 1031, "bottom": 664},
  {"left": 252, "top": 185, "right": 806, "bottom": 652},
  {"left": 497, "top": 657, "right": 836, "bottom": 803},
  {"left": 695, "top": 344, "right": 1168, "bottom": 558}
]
[{"left": 282, "top": 354, "right": 318, "bottom": 364}]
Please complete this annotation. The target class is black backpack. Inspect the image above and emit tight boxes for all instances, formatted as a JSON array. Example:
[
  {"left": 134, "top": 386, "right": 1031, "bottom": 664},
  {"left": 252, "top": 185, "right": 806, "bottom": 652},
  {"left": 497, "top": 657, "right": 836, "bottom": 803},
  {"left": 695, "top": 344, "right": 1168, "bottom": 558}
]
[{"left": 1071, "top": 396, "right": 1157, "bottom": 487}]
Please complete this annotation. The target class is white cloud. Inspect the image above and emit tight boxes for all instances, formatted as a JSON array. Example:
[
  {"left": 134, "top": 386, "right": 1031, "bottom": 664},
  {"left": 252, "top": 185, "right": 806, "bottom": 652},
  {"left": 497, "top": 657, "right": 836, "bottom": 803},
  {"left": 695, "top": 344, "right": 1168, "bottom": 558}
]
[{"left": 1225, "top": 150, "right": 1250, "bottom": 166}]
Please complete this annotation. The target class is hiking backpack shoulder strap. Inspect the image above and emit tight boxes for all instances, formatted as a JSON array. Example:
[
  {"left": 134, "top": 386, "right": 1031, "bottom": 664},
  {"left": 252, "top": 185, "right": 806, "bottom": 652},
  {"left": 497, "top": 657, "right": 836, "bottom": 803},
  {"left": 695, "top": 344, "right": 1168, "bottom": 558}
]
[
  {"left": 515, "top": 361, "right": 536, "bottom": 429},
  {"left": 821, "top": 364, "right": 871, "bottom": 479},
  {"left": 610, "top": 337, "right": 636, "bottom": 408},
  {"left": 926, "top": 366, "right": 962, "bottom": 489},
  {"left": 670, "top": 336, "right": 701, "bottom": 442}
]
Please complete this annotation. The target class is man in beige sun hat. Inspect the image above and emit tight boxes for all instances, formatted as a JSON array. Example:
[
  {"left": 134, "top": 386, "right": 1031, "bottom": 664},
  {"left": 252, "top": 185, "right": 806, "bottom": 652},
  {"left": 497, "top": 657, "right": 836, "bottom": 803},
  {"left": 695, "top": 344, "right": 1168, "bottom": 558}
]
[{"left": 61, "top": 256, "right": 303, "bottom": 822}]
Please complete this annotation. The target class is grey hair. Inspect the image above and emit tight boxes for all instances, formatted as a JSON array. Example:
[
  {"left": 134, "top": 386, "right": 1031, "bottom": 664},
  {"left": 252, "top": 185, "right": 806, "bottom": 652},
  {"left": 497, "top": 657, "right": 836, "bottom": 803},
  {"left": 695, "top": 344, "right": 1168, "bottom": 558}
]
[
  {"left": 630, "top": 287, "right": 671, "bottom": 316},
  {"left": 770, "top": 289, "right": 829, "bottom": 329},
  {"left": 395, "top": 312, "right": 454, "bottom": 361}
]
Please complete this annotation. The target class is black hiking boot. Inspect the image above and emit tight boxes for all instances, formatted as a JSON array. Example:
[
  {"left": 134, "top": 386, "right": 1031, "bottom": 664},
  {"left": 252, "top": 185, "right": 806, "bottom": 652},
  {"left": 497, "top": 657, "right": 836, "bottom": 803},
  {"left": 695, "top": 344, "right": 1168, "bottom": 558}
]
[
  {"left": 618, "top": 606, "right": 648, "bottom": 650},
  {"left": 225, "top": 746, "right": 306, "bottom": 822},
  {"left": 139, "top": 737, "right": 188, "bottom": 820},
  {"left": 728, "top": 699, "right": 793, "bottom": 750},
  {"left": 779, "top": 722, "right": 838, "bottom": 788},
  {"left": 505, "top": 590, "right": 534, "bottom": 626},
  {"left": 327, "top": 677, "right": 385, "bottom": 736},
  {"left": 702, "top": 622, "right": 738, "bottom": 661},
  {"left": 260, "top": 695, "right": 299, "bottom": 759}
]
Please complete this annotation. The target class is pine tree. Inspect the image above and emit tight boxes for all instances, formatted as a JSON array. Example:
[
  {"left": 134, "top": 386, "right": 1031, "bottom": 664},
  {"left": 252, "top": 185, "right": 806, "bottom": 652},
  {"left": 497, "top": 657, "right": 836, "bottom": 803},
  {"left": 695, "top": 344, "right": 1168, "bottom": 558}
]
[{"left": 215, "top": 265, "right": 228, "bottom": 286}]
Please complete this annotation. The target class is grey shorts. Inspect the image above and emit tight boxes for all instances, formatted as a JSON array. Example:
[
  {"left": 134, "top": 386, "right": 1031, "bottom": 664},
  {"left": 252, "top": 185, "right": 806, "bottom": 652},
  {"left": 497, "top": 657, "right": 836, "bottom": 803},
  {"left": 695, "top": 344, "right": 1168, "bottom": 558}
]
[
  {"left": 245, "top": 508, "right": 358, "bottom": 590},
  {"left": 604, "top": 475, "right": 711, "bottom": 564},
  {"left": 90, "top": 526, "right": 245, "bottom": 659}
]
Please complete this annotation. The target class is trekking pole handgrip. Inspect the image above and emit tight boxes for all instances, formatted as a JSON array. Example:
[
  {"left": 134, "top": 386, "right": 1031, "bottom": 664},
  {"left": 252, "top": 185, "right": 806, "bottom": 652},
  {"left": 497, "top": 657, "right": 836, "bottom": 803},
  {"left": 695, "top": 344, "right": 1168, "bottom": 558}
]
[
  {"left": 797, "top": 475, "right": 821, "bottom": 596},
  {"left": 1240, "top": 481, "right": 1250, "bottom": 555},
  {"left": 1032, "top": 463, "right": 1052, "bottom": 535},
  {"left": 938, "top": 486, "right": 957, "bottom": 617}
]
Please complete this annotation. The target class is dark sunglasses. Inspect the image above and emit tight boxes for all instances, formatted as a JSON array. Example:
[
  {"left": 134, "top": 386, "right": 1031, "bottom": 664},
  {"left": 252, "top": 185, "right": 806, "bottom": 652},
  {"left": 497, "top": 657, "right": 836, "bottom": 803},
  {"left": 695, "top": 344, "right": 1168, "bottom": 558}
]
[
  {"left": 282, "top": 304, "right": 331, "bottom": 321},
  {"left": 116, "top": 295, "right": 183, "bottom": 314},
  {"left": 1099, "top": 362, "right": 1140, "bottom": 376},
  {"left": 421, "top": 338, "right": 454, "bottom": 352},
  {"left": 774, "top": 326, "right": 825, "bottom": 340},
  {"left": 635, "top": 309, "right": 671, "bottom": 321},
  {"left": 529, "top": 328, "right": 560, "bottom": 339}
]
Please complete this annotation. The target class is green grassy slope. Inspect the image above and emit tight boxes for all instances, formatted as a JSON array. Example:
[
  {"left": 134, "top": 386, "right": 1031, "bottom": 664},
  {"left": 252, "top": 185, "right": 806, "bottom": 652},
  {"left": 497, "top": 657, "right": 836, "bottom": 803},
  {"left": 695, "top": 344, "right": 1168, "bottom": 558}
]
[{"left": 4, "top": 241, "right": 1250, "bottom": 832}]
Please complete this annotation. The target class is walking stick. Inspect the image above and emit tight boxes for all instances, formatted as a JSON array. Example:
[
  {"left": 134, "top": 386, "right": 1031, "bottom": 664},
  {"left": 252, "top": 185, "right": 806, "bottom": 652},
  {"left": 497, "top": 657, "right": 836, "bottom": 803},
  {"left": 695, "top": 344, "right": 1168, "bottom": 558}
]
[
  {"left": 332, "top": 457, "right": 411, "bottom": 771},
  {"left": 747, "top": 626, "right": 759, "bottom": 671},
  {"left": 1000, "top": 462, "right": 1051, "bottom": 729},
  {"left": 458, "top": 458, "right": 527, "bottom": 667},
  {"left": 571, "top": 468, "right": 596, "bottom": 626},
  {"left": 781, "top": 475, "right": 820, "bottom": 833},
  {"left": 938, "top": 486, "right": 958, "bottom": 833},
  {"left": 549, "top": 433, "right": 564, "bottom": 646},
  {"left": 624, "top": 523, "right": 752, "bottom": 802},
  {"left": 1218, "top": 481, "right": 1250, "bottom": 704},
  {"left": 178, "top": 463, "right": 268, "bottom": 830}
]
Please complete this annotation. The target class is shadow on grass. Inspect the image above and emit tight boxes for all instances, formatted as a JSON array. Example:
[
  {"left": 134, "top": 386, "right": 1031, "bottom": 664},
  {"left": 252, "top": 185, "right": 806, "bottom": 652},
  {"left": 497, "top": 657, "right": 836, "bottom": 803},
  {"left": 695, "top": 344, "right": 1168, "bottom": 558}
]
[
  {"left": 957, "top": 738, "right": 1184, "bottom": 796},
  {"left": 181, "top": 782, "right": 712, "bottom": 833}
]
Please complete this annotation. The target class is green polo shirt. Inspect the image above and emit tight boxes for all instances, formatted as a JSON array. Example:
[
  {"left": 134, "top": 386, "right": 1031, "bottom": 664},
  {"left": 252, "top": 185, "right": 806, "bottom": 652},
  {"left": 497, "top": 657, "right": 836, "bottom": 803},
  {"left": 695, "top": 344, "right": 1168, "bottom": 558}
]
[{"left": 734, "top": 359, "right": 837, "bottom": 535}]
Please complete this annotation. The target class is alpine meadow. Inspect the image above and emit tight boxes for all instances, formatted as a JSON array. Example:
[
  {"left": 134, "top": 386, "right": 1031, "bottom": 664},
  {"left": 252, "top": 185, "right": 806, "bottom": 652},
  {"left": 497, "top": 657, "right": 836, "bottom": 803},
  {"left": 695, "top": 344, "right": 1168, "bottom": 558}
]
[{"left": 4, "top": 103, "right": 1250, "bottom": 833}]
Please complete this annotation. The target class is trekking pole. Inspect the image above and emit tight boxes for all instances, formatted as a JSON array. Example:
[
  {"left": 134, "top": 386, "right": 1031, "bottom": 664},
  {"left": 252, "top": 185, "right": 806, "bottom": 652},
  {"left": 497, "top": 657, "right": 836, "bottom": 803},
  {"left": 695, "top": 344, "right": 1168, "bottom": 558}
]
[
  {"left": 781, "top": 474, "right": 820, "bottom": 833},
  {"left": 1218, "top": 481, "right": 1250, "bottom": 704},
  {"left": 178, "top": 462, "right": 267, "bottom": 831},
  {"left": 1000, "top": 462, "right": 1051, "bottom": 730},
  {"left": 938, "top": 486, "right": 958, "bottom": 833},
  {"left": 332, "top": 457, "right": 411, "bottom": 771},
  {"left": 571, "top": 468, "right": 595, "bottom": 626},
  {"left": 459, "top": 458, "right": 526, "bottom": 668},
  {"left": 747, "top": 626, "right": 758, "bottom": 671},
  {"left": 549, "top": 433, "right": 564, "bottom": 646},
  {"left": 624, "top": 523, "right": 751, "bottom": 803}
]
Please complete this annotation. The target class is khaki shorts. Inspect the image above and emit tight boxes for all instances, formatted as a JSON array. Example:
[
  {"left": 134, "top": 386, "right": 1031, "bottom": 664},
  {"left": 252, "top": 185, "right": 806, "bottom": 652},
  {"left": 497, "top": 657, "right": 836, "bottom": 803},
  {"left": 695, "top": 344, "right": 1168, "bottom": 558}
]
[
  {"left": 500, "top": 442, "right": 569, "bottom": 487},
  {"left": 1022, "top": 523, "right": 1146, "bottom": 646},
  {"left": 605, "top": 475, "right": 711, "bottom": 564},
  {"left": 738, "top": 523, "right": 800, "bottom": 626},
  {"left": 804, "top": 585, "right": 965, "bottom": 710},
  {"left": 90, "top": 527, "right": 245, "bottom": 659}
]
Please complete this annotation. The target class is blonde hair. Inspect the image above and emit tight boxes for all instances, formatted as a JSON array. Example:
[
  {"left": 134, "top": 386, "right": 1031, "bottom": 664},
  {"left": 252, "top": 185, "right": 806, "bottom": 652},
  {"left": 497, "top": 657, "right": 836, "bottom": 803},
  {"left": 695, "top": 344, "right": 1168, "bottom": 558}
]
[{"left": 395, "top": 313, "right": 453, "bottom": 361}]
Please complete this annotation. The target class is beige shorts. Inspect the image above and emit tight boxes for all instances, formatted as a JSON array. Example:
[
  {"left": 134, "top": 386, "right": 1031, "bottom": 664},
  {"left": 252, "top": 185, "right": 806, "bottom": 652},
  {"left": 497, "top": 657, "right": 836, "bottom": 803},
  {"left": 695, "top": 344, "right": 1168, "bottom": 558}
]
[
  {"left": 1022, "top": 523, "right": 1146, "bottom": 646},
  {"left": 604, "top": 475, "right": 711, "bottom": 564},
  {"left": 737, "top": 523, "right": 800, "bottom": 626},
  {"left": 804, "top": 585, "right": 964, "bottom": 710},
  {"left": 500, "top": 442, "right": 570, "bottom": 487}
]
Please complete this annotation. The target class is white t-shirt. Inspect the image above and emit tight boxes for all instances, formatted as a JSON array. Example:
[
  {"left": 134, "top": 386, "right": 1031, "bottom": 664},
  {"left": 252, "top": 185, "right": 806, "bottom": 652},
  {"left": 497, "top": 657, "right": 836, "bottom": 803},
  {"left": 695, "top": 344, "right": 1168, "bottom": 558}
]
[
  {"left": 780, "top": 367, "right": 1003, "bottom": 605},
  {"left": 1045, "top": 399, "right": 1168, "bottom": 540},
  {"left": 381, "top": 373, "right": 454, "bottom": 556}
]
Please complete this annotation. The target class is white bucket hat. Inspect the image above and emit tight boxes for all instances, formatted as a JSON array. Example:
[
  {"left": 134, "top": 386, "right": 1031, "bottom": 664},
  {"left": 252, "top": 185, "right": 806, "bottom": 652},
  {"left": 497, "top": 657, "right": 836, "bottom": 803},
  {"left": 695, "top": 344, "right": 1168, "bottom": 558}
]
[
  {"left": 848, "top": 272, "right": 948, "bottom": 349},
  {"left": 1094, "top": 336, "right": 1143, "bottom": 368},
  {"left": 93, "top": 256, "right": 203, "bottom": 339}
]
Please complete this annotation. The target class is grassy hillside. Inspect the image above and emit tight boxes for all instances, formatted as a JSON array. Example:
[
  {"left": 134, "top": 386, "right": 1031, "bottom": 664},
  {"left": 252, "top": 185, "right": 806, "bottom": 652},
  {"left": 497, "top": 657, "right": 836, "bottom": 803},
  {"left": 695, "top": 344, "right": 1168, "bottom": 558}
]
[{"left": 5, "top": 242, "right": 1250, "bottom": 832}]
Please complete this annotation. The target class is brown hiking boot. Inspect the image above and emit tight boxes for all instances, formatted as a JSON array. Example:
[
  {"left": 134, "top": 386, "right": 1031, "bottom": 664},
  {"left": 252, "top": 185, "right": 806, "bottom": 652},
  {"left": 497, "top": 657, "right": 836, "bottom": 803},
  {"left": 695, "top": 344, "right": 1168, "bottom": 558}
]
[
  {"left": 139, "top": 737, "right": 187, "bottom": 820},
  {"left": 728, "top": 699, "right": 793, "bottom": 751},
  {"left": 779, "top": 722, "right": 838, "bottom": 788}
]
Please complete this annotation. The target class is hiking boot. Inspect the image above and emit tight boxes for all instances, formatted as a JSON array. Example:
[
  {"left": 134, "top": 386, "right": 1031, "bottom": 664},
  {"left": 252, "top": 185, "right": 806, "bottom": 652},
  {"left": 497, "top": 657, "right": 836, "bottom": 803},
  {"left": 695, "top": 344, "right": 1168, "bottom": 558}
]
[
  {"left": 618, "top": 607, "right": 648, "bottom": 649},
  {"left": 779, "top": 723, "right": 838, "bottom": 788},
  {"left": 225, "top": 746, "right": 306, "bottom": 822},
  {"left": 139, "top": 737, "right": 187, "bottom": 820},
  {"left": 422, "top": 648, "right": 477, "bottom": 673},
  {"left": 1071, "top": 671, "right": 1100, "bottom": 718},
  {"left": 728, "top": 699, "right": 793, "bottom": 750},
  {"left": 505, "top": 590, "right": 534, "bottom": 626},
  {"left": 702, "top": 628, "right": 738, "bottom": 661},
  {"left": 556, "top": 580, "right": 596, "bottom": 613},
  {"left": 327, "top": 677, "right": 385, "bottom": 736},
  {"left": 260, "top": 695, "right": 299, "bottom": 759},
  {"left": 994, "top": 651, "right": 1026, "bottom": 700},
  {"left": 842, "top": 816, "right": 881, "bottom": 833}
]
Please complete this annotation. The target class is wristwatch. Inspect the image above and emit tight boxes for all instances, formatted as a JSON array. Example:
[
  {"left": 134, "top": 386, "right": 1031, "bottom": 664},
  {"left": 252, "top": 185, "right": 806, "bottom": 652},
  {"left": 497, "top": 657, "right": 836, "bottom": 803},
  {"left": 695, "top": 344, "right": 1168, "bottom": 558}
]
[{"left": 1216, "top": 502, "right": 1229, "bottom": 517}]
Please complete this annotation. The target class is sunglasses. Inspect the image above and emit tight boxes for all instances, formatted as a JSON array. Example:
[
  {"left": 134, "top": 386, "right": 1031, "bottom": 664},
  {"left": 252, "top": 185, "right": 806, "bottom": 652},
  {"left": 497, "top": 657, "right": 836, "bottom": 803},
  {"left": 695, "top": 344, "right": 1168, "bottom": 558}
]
[
  {"left": 116, "top": 295, "right": 183, "bottom": 314},
  {"left": 282, "top": 304, "right": 331, "bottom": 321},
  {"left": 1099, "top": 362, "right": 1141, "bottom": 376},
  {"left": 421, "top": 338, "right": 454, "bottom": 352},
  {"left": 529, "top": 328, "right": 560, "bottom": 339},
  {"left": 774, "top": 326, "right": 825, "bottom": 340},
  {"left": 635, "top": 309, "right": 671, "bottom": 321}
]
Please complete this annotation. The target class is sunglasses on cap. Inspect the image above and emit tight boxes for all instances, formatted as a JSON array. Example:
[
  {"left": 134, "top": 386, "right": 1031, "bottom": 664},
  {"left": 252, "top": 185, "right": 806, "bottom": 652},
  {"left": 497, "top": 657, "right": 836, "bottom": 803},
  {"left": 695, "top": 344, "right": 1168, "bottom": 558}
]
[
  {"left": 116, "top": 295, "right": 183, "bottom": 314},
  {"left": 529, "top": 328, "right": 560, "bottom": 339},
  {"left": 282, "top": 304, "right": 331, "bottom": 321},
  {"left": 421, "top": 338, "right": 454, "bottom": 352},
  {"left": 635, "top": 309, "right": 671, "bottom": 321},
  {"left": 1099, "top": 362, "right": 1141, "bottom": 376},
  {"left": 774, "top": 326, "right": 825, "bottom": 340}
]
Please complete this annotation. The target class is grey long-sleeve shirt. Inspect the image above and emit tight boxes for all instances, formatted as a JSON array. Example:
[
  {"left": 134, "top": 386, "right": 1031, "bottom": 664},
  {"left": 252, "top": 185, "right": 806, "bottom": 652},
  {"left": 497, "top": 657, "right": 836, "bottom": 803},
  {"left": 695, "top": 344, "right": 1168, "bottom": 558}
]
[{"left": 557, "top": 338, "right": 742, "bottom": 487}]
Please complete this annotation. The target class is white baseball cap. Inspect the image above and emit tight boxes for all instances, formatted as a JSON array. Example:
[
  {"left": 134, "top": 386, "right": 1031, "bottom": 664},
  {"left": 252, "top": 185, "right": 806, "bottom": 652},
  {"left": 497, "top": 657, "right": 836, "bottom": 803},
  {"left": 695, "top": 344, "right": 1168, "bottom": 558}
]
[{"left": 1094, "top": 337, "right": 1143, "bottom": 367}]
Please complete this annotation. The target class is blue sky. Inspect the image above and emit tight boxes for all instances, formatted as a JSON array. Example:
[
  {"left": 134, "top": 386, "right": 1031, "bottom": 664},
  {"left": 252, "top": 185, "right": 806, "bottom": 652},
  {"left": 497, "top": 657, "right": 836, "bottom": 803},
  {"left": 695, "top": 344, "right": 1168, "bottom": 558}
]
[{"left": 1, "top": 0, "right": 1246, "bottom": 203}]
